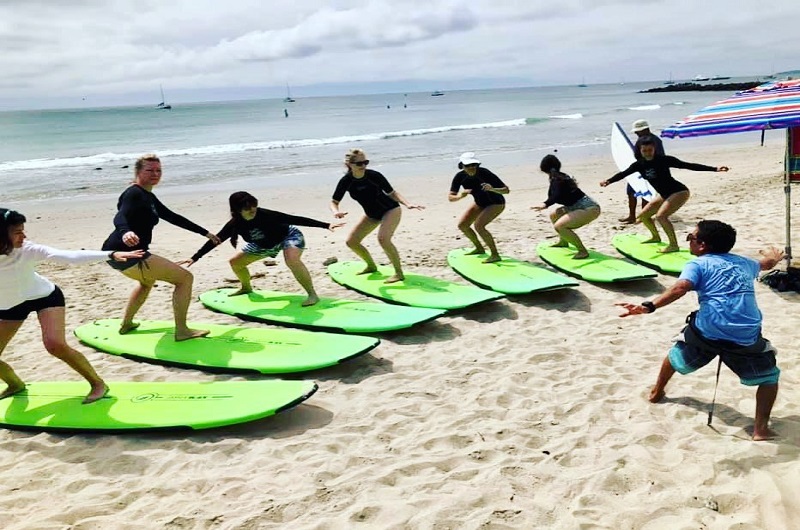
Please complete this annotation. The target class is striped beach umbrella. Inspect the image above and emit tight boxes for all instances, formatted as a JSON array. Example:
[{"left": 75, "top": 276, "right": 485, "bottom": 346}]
[
  {"left": 661, "top": 79, "right": 800, "bottom": 264},
  {"left": 661, "top": 79, "right": 800, "bottom": 138}
]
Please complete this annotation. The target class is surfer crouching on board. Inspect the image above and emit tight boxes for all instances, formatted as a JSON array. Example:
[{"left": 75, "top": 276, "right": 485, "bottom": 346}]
[
  {"left": 448, "top": 152, "right": 509, "bottom": 263},
  {"left": 330, "top": 148, "right": 424, "bottom": 284},
  {"left": 532, "top": 154, "right": 600, "bottom": 260},
  {"left": 616, "top": 220, "right": 784, "bottom": 441},
  {"left": 0, "top": 208, "right": 144, "bottom": 403},
  {"left": 183, "top": 191, "right": 344, "bottom": 307},
  {"left": 600, "top": 138, "right": 729, "bottom": 253},
  {"left": 102, "top": 154, "right": 221, "bottom": 341},
  {"left": 619, "top": 119, "right": 664, "bottom": 224}
]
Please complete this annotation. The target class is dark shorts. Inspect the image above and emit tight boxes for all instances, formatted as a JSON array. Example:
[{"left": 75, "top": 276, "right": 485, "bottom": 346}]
[
  {"left": 0, "top": 286, "right": 66, "bottom": 321},
  {"left": 365, "top": 204, "right": 400, "bottom": 222},
  {"left": 668, "top": 315, "right": 780, "bottom": 386},
  {"left": 242, "top": 226, "right": 305, "bottom": 258},
  {"left": 106, "top": 251, "right": 151, "bottom": 271}
]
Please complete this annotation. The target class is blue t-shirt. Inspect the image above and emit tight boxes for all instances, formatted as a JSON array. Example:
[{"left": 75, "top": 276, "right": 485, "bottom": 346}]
[{"left": 679, "top": 253, "right": 762, "bottom": 345}]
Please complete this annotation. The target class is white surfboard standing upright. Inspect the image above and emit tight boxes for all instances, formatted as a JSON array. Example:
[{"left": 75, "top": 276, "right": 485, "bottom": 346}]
[{"left": 611, "top": 122, "right": 656, "bottom": 199}]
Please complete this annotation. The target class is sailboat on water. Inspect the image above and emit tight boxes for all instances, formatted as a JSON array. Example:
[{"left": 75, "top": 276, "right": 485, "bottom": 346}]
[
  {"left": 156, "top": 85, "right": 171, "bottom": 110},
  {"left": 283, "top": 84, "right": 296, "bottom": 103}
]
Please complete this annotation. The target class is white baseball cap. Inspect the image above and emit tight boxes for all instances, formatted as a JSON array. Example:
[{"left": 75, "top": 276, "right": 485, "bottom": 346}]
[{"left": 459, "top": 152, "right": 481, "bottom": 166}]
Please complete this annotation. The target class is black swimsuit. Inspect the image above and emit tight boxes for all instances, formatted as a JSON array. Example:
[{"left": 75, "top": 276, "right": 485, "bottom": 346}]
[
  {"left": 450, "top": 167, "right": 507, "bottom": 208},
  {"left": 608, "top": 155, "right": 717, "bottom": 198},
  {"left": 332, "top": 169, "right": 400, "bottom": 220}
]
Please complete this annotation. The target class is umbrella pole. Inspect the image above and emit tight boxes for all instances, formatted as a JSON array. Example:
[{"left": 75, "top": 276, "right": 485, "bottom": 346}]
[{"left": 786, "top": 128, "right": 793, "bottom": 267}]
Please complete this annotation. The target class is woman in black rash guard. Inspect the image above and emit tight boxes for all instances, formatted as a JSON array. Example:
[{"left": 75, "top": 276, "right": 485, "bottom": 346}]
[
  {"left": 448, "top": 152, "right": 509, "bottom": 263},
  {"left": 532, "top": 154, "right": 601, "bottom": 259},
  {"left": 185, "top": 191, "right": 344, "bottom": 307},
  {"left": 102, "top": 154, "right": 221, "bottom": 341},
  {"left": 330, "top": 149, "right": 424, "bottom": 284},
  {"left": 600, "top": 138, "right": 729, "bottom": 253}
]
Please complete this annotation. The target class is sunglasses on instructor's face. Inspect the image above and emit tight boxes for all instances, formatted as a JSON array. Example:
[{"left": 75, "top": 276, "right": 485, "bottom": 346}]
[{"left": 351, "top": 160, "right": 369, "bottom": 167}]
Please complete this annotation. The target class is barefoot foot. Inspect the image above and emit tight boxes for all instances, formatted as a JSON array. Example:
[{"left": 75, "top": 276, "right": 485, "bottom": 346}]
[
  {"left": 465, "top": 248, "right": 486, "bottom": 256},
  {"left": 82, "top": 383, "right": 109, "bottom": 404},
  {"left": 648, "top": 387, "right": 666, "bottom": 403},
  {"left": 572, "top": 251, "right": 590, "bottom": 260},
  {"left": 119, "top": 321, "right": 140, "bottom": 335},
  {"left": 659, "top": 245, "right": 680, "bottom": 254},
  {"left": 357, "top": 266, "right": 377, "bottom": 275},
  {"left": 752, "top": 427, "right": 779, "bottom": 441},
  {"left": 550, "top": 242, "right": 569, "bottom": 248},
  {"left": 301, "top": 295, "right": 320, "bottom": 307},
  {"left": 641, "top": 238, "right": 662, "bottom": 244},
  {"left": 228, "top": 288, "right": 253, "bottom": 297},
  {"left": 174, "top": 328, "right": 211, "bottom": 342},
  {"left": 482, "top": 255, "right": 501, "bottom": 264},
  {"left": 0, "top": 383, "right": 26, "bottom": 400},
  {"left": 618, "top": 217, "right": 635, "bottom": 224},
  {"left": 384, "top": 274, "right": 404, "bottom": 284}
]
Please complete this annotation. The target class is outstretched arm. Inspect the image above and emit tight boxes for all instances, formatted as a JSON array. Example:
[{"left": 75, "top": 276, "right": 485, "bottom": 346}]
[
  {"left": 617, "top": 279, "right": 693, "bottom": 317},
  {"left": 758, "top": 246, "right": 785, "bottom": 270},
  {"left": 388, "top": 190, "right": 425, "bottom": 210}
]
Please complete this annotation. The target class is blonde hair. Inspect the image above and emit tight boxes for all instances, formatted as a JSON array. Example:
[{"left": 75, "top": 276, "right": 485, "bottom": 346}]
[
  {"left": 134, "top": 154, "right": 160, "bottom": 174},
  {"left": 344, "top": 148, "right": 367, "bottom": 166}
]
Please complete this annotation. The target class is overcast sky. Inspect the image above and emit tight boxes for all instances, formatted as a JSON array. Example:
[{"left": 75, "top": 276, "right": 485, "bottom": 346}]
[{"left": 0, "top": 0, "right": 796, "bottom": 108}]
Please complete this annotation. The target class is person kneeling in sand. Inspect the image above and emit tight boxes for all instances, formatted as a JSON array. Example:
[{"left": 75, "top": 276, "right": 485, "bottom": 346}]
[
  {"left": 532, "top": 154, "right": 601, "bottom": 259},
  {"left": 184, "top": 191, "right": 344, "bottom": 307},
  {"left": 616, "top": 220, "right": 784, "bottom": 441}
]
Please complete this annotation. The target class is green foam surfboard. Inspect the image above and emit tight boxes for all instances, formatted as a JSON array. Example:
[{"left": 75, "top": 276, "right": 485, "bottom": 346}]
[
  {"left": 327, "top": 261, "right": 504, "bottom": 309},
  {"left": 0, "top": 380, "right": 317, "bottom": 432},
  {"left": 75, "top": 319, "right": 379, "bottom": 374},
  {"left": 199, "top": 289, "right": 444, "bottom": 333},
  {"left": 612, "top": 234, "right": 693, "bottom": 275},
  {"left": 536, "top": 242, "right": 657, "bottom": 282},
  {"left": 447, "top": 248, "right": 579, "bottom": 294}
]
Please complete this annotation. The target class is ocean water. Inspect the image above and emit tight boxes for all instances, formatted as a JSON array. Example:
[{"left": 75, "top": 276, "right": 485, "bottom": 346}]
[{"left": 0, "top": 82, "right": 775, "bottom": 203}]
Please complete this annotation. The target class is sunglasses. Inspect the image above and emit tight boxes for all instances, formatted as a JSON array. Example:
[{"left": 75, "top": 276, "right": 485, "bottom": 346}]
[
  {"left": 351, "top": 160, "right": 369, "bottom": 167},
  {"left": 686, "top": 233, "right": 700, "bottom": 242}
]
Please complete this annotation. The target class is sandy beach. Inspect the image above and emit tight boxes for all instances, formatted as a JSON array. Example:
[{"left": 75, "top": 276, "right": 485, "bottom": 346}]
[{"left": 1, "top": 140, "right": 798, "bottom": 529}]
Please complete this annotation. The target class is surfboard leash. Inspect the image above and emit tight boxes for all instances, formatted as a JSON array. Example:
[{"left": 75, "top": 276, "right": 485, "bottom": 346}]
[{"left": 707, "top": 357, "right": 723, "bottom": 426}]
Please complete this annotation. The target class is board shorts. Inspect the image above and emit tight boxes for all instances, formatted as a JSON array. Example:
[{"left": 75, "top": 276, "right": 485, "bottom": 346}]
[
  {"left": 564, "top": 195, "right": 600, "bottom": 212},
  {"left": 0, "top": 286, "right": 65, "bottom": 321},
  {"left": 242, "top": 226, "right": 305, "bottom": 258},
  {"left": 107, "top": 251, "right": 152, "bottom": 271},
  {"left": 668, "top": 313, "right": 780, "bottom": 386}
]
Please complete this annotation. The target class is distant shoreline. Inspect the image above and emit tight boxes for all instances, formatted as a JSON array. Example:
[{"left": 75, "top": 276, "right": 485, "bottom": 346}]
[{"left": 639, "top": 81, "right": 761, "bottom": 93}]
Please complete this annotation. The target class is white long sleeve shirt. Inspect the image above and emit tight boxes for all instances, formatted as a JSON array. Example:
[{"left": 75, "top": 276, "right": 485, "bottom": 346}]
[{"left": 0, "top": 241, "right": 109, "bottom": 310}]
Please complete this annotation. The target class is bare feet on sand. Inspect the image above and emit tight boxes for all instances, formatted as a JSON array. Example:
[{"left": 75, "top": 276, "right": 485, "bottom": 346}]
[
  {"left": 0, "top": 383, "right": 26, "bottom": 400},
  {"left": 119, "top": 321, "right": 140, "bottom": 335},
  {"left": 384, "top": 274, "right": 404, "bottom": 284},
  {"left": 302, "top": 295, "right": 320, "bottom": 307},
  {"left": 82, "top": 384, "right": 109, "bottom": 404},
  {"left": 752, "top": 427, "right": 779, "bottom": 441},
  {"left": 174, "top": 328, "right": 211, "bottom": 342},
  {"left": 618, "top": 217, "right": 636, "bottom": 224},
  {"left": 649, "top": 387, "right": 666, "bottom": 403}
]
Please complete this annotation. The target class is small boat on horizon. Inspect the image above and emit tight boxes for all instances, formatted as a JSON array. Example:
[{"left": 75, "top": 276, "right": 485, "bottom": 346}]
[
  {"left": 156, "top": 85, "right": 171, "bottom": 110},
  {"left": 430, "top": 90, "right": 444, "bottom": 97},
  {"left": 284, "top": 83, "right": 296, "bottom": 103},
  {"left": 693, "top": 75, "right": 710, "bottom": 82},
  {"left": 711, "top": 75, "right": 731, "bottom": 80}
]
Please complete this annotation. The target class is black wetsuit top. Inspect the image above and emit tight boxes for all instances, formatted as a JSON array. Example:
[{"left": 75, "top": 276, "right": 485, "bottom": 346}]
[
  {"left": 544, "top": 174, "right": 587, "bottom": 207},
  {"left": 102, "top": 185, "right": 208, "bottom": 252},
  {"left": 607, "top": 155, "right": 717, "bottom": 198},
  {"left": 191, "top": 208, "right": 331, "bottom": 262},
  {"left": 450, "top": 167, "right": 507, "bottom": 207},
  {"left": 332, "top": 169, "right": 399, "bottom": 220}
]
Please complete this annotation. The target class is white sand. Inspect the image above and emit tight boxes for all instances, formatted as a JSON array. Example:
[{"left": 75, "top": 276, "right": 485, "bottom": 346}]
[{"left": 1, "top": 141, "right": 798, "bottom": 529}]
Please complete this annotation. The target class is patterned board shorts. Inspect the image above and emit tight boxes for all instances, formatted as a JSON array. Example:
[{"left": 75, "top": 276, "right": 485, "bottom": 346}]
[{"left": 242, "top": 225, "right": 306, "bottom": 258}]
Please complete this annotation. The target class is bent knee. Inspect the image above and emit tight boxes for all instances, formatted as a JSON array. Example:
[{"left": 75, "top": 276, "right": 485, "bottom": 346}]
[{"left": 43, "top": 339, "right": 70, "bottom": 356}]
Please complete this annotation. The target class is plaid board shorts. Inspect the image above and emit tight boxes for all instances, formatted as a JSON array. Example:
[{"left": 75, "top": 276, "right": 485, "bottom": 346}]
[{"left": 242, "top": 225, "right": 306, "bottom": 258}]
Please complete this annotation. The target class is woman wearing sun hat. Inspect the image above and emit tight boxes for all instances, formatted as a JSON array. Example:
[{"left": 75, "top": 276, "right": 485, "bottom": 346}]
[{"left": 448, "top": 152, "right": 509, "bottom": 263}]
